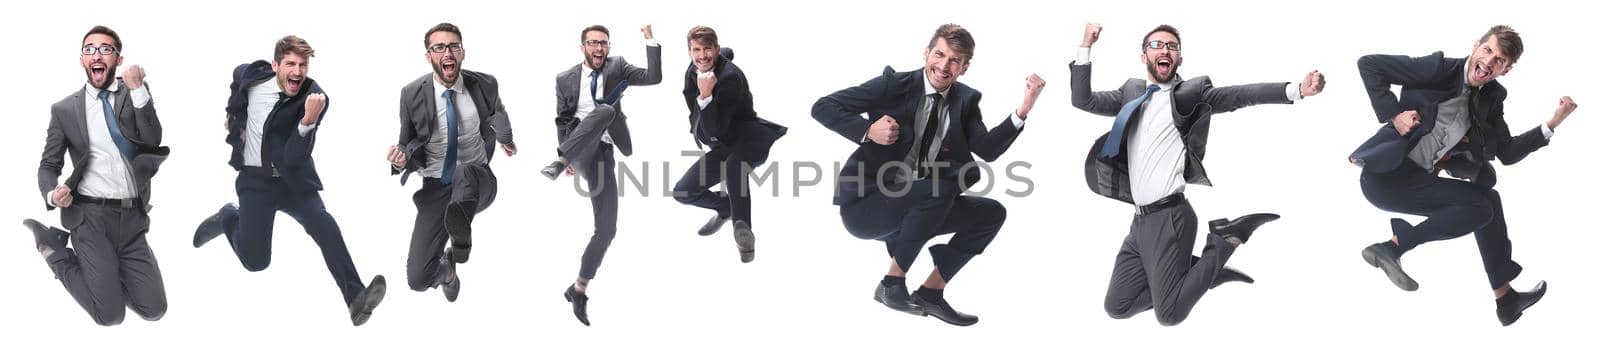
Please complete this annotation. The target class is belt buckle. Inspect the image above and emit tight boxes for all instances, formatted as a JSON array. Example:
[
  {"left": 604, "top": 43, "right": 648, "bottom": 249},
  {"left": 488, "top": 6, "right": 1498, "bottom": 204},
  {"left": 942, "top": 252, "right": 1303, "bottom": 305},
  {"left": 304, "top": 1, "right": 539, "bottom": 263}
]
[{"left": 120, "top": 198, "right": 134, "bottom": 209}]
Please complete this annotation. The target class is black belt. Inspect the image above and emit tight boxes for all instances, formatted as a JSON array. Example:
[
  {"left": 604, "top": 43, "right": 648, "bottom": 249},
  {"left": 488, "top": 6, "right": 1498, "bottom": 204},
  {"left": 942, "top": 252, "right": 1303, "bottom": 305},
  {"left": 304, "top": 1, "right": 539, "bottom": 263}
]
[
  {"left": 1135, "top": 193, "right": 1186, "bottom": 216},
  {"left": 72, "top": 194, "right": 141, "bottom": 209},
  {"left": 242, "top": 166, "right": 281, "bottom": 178}
]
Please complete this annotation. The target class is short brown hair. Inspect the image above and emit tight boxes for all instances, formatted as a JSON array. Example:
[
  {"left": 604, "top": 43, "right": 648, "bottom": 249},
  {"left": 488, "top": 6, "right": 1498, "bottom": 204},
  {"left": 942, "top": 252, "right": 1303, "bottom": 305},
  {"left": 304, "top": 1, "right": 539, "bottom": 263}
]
[
  {"left": 581, "top": 25, "right": 609, "bottom": 42},
  {"left": 274, "top": 35, "right": 315, "bottom": 63},
  {"left": 926, "top": 24, "right": 975, "bottom": 61},
  {"left": 83, "top": 25, "right": 122, "bottom": 52},
  {"left": 1143, "top": 25, "right": 1181, "bottom": 49},
  {"left": 687, "top": 26, "right": 718, "bottom": 47},
  {"left": 1478, "top": 25, "right": 1524, "bottom": 64},
  {"left": 425, "top": 22, "right": 462, "bottom": 48}
]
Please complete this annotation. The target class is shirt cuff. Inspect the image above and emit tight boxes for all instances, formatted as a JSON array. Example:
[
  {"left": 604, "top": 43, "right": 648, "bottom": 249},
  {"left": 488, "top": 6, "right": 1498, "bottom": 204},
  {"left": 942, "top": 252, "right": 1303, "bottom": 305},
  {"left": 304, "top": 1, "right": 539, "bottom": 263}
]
[
  {"left": 1540, "top": 123, "right": 1554, "bottom": 140},
  {"left": 45, "top": 193, "right": 55, "bottom": 208},
  {"left": 130, "top": 85, "right": 152, "bottom": 108},
  {"left": 1010, "top": 113, "right": 1026, "bottom": 128},
  {"left": 1285, "top": 83, "right": 1304, "bottom": 101},
  {"left": 1074, "top": 47, "right": 1092, "bottom": 65},
  {"left": 297, "top": 123, "right": 316, "bottom": 137},
  {"left": 645, "top": 38, "right": 659, "bottom": 47},
  {"left": 697, "top": 95, "right": 713, "bottom": 110}
]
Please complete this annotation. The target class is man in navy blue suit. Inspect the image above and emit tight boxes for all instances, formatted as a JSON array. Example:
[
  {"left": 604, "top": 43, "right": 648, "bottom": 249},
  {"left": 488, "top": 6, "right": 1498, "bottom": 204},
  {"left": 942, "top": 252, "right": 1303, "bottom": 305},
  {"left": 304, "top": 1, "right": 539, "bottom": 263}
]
[
  {"left": 812, "top": 24, "right": 1045, "bottom": 327},
  {"left": 192, "top": 35, "right": 387, "bottom": 326},
  {"left": 1350, "top": 25, "right": 1577, "bottom": 326}
]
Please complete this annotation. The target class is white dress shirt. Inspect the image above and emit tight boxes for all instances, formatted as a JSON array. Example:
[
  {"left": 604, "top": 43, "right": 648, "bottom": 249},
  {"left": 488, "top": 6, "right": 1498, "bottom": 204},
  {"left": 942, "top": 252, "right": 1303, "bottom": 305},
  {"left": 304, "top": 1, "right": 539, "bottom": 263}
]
[
  {"left": 71, "top": 82, "right": 149, "bottom": 200},
  {"left": 421, "top": 77, "right": 487, "bottom": 178},
  {"left": 242, "top": 79, "right": 314, "bottom": 167}
]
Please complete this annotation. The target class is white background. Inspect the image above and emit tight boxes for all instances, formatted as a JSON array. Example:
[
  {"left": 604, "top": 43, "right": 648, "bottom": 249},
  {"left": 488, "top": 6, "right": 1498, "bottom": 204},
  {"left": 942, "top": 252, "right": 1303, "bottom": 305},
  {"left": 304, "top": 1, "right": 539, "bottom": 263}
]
[{"left": 2, "top": 0, "right": 1593, "bottom": 347}]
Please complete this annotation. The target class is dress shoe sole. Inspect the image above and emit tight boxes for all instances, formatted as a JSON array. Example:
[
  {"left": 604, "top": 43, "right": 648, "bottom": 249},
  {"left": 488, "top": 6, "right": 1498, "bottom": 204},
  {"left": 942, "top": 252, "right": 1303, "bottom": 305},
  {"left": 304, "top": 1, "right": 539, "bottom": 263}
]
[
  {"left": 352, "top": 277, "right": 387, "bottom": 326},
  {"left": 1361, "top": 246, "right": 1419, "bottom": 292},
  {"left": 734, "top": 229, "right": 755, "bottom": 263},
  {"left": 873, "top": 294, "right": 925, "bottom": 316},
  {"left": 1499, "top": 281, "right": 1547, "bottom": 326},
  {"left": 926, "top": 312, "right": 979, "bottom": 327}
]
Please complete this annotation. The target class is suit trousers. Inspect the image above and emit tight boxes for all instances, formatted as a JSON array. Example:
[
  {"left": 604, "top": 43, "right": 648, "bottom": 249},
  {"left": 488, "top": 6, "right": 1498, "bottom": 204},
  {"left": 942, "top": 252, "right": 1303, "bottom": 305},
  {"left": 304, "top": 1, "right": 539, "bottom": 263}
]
[
  {"left": 406, "top": 164, "right": 498, "bottom": 291},
  {"left": 222, "top": 170, "right": 366, "bottom": 306},
  {"left": 1359, "top": 163, "right": 1521, "bottom": 289},
  {"left": 558, "top": 105, "right": 628, "bottom": 168},
  {"left": 839, "top": 178, "right": 1005, "bottom": 282},
  {"left": 1102, "top": 198, "right": 1236, "bottom": 326},
  {"left": 575, "top": 144, "right": 619, "bottom": 280},
  {"left": 673, "top": 145, "right": 752, "bottom": 223},
  {"left": 46, "top": 202, "right": 167, "bottom": 326}
]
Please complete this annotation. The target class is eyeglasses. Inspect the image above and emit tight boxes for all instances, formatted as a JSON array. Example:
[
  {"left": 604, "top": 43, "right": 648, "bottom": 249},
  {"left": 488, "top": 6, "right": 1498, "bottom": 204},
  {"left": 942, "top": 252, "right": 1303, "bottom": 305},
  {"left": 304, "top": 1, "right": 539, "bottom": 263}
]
[
  {"left": 81, "top": 45, "right": 118, "bottom": 56},
  {"left": 428, "top": 43, "right": 464, "bottom": 53},
  {"left": 1145, "top": 40, "right": 1181, "bottom": 51},
  {"left": 584, "top": 40, "right": 610, "bottom": 47}
]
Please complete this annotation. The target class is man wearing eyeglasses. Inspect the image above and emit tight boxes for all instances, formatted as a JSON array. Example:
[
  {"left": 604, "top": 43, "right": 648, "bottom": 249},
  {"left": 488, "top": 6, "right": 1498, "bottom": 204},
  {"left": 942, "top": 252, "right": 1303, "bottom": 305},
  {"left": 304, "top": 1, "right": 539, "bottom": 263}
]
[
  {"left": 191, "top": 35, "right": 388, "bottom": 326},
  {"left": 387, "top": 23, "right": 517, "bottom": 303},
  {"left": 1350, "top": 25, "right": 1577, "bottom": 326},
  {"left": 26, "top": 25, "right": 170, "bottom": 326},
  {"left": 813, "top": 24, "right": 1045, "bottom": 327},
  {"left": 548, "top": 24, "right": 661, "bottom": 327},
  {"left": 1073, "top": 23, "right": 1324, "bottom": 326}
]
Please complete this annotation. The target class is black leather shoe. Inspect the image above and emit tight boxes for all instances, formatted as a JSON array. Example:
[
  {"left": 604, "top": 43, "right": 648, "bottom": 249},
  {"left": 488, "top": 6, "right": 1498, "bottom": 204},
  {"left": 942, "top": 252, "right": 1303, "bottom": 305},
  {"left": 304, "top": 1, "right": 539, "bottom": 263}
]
[
  {"left": 1361, "top": 242, "right": 1418, "bottom": 291},
  {"left": 440, "top": 258, "right": 461, "bottom": 303},
  {"left": 541, "top": 161, "right": 567, "bottom": 180},
  {"left": 24, "top": 219, "right": 68, "bottom": 252},
  {"left": 732, "top": 220, "right": 755, "bottom": 263},
  {"left": 912, "top": 290, "right": 978, "bottom": 326},
  {"left": 1208, "top": 213, "right": 1279, "bottom": 244},
  {"left": 698, "top": 214, "right": 730, "bottom": 236},
  {"left": 1211, "top": 266, "right": 1255, "bottom": 289},
  {"left": 873, "top": 282, "right": 921, "bottom": 315},
  {"left": 193, "top": 204, "right": 237, "bottom": 248},
  {"left": 349, "top": 275, "right": 387, "bottom": 326},
  {"left": 564, "top": 285, "right": 591, "bottom": 326},
  {"left": 1497, "top": 281, "right": 1547, "bottom": 326}
]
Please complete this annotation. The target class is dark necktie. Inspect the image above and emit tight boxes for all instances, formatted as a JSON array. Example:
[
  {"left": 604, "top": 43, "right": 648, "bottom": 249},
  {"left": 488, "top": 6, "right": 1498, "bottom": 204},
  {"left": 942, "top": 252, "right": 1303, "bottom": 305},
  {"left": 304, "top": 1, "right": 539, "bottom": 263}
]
[
  {"left": 441, "top": 89, "right": 460, "bottom": 185},
  {"left": 97, "top": 90, "right": 135, "bottom": 159},
  {"left": 589, "top": 70, "right": 601, "bottom": 104},
  {"left": 915, "top": 93, "right": 944, "bottom": 178},
  {"left": 1099, "top": 84, "right": 1163, "bottom": 158}
]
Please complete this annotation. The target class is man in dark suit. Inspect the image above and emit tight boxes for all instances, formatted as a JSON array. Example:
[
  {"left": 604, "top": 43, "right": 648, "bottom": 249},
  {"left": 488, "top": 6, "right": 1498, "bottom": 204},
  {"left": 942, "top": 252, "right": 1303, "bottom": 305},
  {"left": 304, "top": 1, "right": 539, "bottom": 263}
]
[
  {"left": 672, "top": 26, "right": 786, "bottom": 263},
  {"left": 1073, "top": 23, "right": 1324, "bottom": 326},
  {"left": 25, "top": 26, "right": 170, "bottom": 326},
  {"left": 547, "top": 24, "right": 662, "bottom": 327},
  {"left": 812, "top": 24, "right": 1044, "bottom": 327},
  {"left": 191, "top": 35, "right": 387, "bottom": 326},
  {"left": 387, "top": 23, "right": 517, "bottom": 303},
  {"left": 1350, "top": 25, "right": 1576, "bottom": 326}
]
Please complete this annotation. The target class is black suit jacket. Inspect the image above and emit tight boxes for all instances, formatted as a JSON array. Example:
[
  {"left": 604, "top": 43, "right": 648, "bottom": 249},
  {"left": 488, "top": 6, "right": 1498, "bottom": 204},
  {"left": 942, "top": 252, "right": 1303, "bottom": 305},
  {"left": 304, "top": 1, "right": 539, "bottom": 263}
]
[
  {"left": 39, "top": 79, "right": 170, "bottom": 226},
  {"left": 554, "top": 45, "right": 663, "bottom": 156},
  {"left": 1070, "top": 62, "right": 1294, "bottom": 205},
  {"left": 680, "top": 47, "right": 787, "bottom": 164},
  {"left": 813, "top": 67, "right": 1023, "bottom": 205},
  {"left": 392, "top": 70, "right": 515, "bottom": 185},
  {"left": 224, "top": 60, "right": 329, "bottom": 193},
  {"left": 1350, "top": 52, "right": 1547, "bottom": 184}
]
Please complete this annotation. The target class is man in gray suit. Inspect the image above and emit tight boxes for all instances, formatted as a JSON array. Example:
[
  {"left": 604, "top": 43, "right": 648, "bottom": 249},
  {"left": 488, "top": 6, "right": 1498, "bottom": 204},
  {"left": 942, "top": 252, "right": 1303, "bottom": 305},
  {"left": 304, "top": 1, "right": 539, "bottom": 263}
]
[
  {"left": 546, "top": 24, "right": 662, "bottom": 327},
  {"left": 26, "top": 25, "right": 170, "bottom": 326},
  {"left": 387, "top": 23, "right": 517, "bottom": 303},
  {"left": 1073, "top": 23, "right": 1324, "bottom": 325}
]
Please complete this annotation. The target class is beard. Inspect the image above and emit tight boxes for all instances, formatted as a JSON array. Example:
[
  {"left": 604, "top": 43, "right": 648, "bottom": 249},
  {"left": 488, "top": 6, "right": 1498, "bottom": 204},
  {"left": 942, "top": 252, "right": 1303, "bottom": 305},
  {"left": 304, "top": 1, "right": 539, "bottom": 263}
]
[
  {"left": 1145, "top": 60, "right": 1178, "bottom": 84},
  {"left": 84, "top": 63, "right": 117, "bottom": 90}
]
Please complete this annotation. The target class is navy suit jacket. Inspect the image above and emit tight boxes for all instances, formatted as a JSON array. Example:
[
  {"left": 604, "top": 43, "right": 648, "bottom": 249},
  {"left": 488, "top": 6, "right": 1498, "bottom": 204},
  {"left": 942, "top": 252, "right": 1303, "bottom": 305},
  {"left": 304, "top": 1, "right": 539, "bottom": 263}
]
[
  {"left": 1350, "top": 52, "right": 1546, "bottom": 185},
  {"left": 225, "top": 60, "right": 330, "bottom": 193},
  {"left": 813, "top": 67, "right": 1022, "bottom": 205},
  {"left": 681, "top": 47, "right": 786, "bottom": 164}
]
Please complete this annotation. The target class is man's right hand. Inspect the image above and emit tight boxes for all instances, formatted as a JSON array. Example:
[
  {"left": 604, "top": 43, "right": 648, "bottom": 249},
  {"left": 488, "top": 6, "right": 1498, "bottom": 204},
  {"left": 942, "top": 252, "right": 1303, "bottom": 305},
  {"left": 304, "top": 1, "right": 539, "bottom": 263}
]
[
  {"left": 386, "top": 145, "right": 407, "bottom": 170},
  {"left": 867, "top": 116, "right": 900, "bottom": 145},
  {"left": 50, "top": 185, "right": 73, "bottom": 208},
  {"left": 1392, "top": 110, "right": 1421, "bottom": 136},
  {"left": 1081, "top": 23, "right": 1103, "bottom": 48}
]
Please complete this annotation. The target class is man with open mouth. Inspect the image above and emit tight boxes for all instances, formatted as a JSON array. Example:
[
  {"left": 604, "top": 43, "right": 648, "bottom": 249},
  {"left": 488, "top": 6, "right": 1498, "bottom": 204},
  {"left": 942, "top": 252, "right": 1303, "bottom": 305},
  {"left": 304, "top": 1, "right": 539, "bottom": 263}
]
[
  {"left": 813, "top": 24, "right": 1045, "bottom": 327},
  {"left": 548, "top": 24, "right": 662, "bottom": 327},
  {"left": 1073, "top": 23, "right": 1325, "bottom": 326},
  {"left": 26, "top": 25, "right": 170, "bottom": 326},
  {"left": 192, "top": 35, "right": 388, "bottom": 326},
  {"left": 388, "top": 23, "right": 518, "bottom": 304},
  {"left": 1349, "top": 25, "right": 1578, "bottom": 326}
]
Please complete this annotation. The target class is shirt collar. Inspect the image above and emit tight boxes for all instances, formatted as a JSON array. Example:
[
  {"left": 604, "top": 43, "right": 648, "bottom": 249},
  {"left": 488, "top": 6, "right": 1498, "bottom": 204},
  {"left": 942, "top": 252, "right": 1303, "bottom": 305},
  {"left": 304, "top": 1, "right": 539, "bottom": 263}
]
[
  {"left": 84, "top": 80, "right": 119, "bottom": 97},
  {"left": 433, "top": 75, "right": 463, "bottom": 99},
  {"left": 581, "top": 64, "right": 598, "bottom": 78},
  {"left": 921, "top": 69, "right": 949, "bottom": 99}
]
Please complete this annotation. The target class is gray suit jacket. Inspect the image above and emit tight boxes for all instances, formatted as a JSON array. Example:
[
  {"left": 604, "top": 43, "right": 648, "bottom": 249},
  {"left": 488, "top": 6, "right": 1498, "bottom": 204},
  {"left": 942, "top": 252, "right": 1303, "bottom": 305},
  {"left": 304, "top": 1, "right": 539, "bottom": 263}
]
[
  {"left": 39, "top": 79, "right": 169, "bottom": 226},
  {"left": 393, "top": 70, "right": 515, "bottom": 185},
  {"left": 1070, "top": 63, "right": 1292, "bottom": 204},
  {"left": 554, "top": 44, "right": 662, "bottom": 156}
]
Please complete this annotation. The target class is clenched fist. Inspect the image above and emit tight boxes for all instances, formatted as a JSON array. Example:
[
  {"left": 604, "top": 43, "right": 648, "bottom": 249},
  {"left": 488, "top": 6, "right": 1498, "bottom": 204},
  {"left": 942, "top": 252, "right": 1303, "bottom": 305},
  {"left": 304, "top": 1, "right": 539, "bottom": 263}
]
[
  {"left": 697, "top": 71, "right": 716, "bottom": 99},
  {"left": 867, "top": 116, "right": 900, "bottom": 145},
  {"left": 301, "top": 93, "right": 326, "bottom": 126},
  {"left": 1392, "top": 110, "right": 1421, "bottom": 136},
  {"left": 1017, "top": 74, "right": 1046, "bottom": 119},
  {"left": 1081, "top": 23, "right": 1103, "bottom": 48}
]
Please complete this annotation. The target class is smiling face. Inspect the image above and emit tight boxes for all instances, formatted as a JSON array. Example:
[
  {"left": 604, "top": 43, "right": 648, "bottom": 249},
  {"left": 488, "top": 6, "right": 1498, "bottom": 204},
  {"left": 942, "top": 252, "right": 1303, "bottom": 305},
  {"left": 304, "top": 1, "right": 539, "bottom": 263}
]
[
  {"left": 690, "top": 39, "right": 718, "bottom": 73},
  {"left": 581, "top": 29, "right": 610, "bottom": 70},
  {"left": 272, "top": 52, "right": 309, "bottom": 97},
  {"left": 1467, "top": 35, "right": 1514, "bottom": 87},
  {"left": 923, "top": 37, "right": 969, "bottom": 92},
  {"left": 427, "top": 31, "right": 465, "bottom": 86},
  {"left": 1141, "top": 30, "right": 1182, "bottom": 84},
  {"left": 80, "top": 33, "right": 121, "bottom": 90}
]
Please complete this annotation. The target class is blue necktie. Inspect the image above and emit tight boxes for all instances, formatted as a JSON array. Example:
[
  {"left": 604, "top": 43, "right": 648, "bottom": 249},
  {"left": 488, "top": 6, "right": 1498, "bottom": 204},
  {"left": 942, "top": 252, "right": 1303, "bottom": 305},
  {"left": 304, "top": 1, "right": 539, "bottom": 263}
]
[
  {"left": 97, "top": 90, "right": 135, "bottom": 159},
  {"left": 589, "top": 70, "right": 602, "bottom": 105},
  {"left": 1099, "top": 84, "right": 1163, "bottom": 158},
  {"left": 441, "top": 89, "right": 459, "bottom": 185}
]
